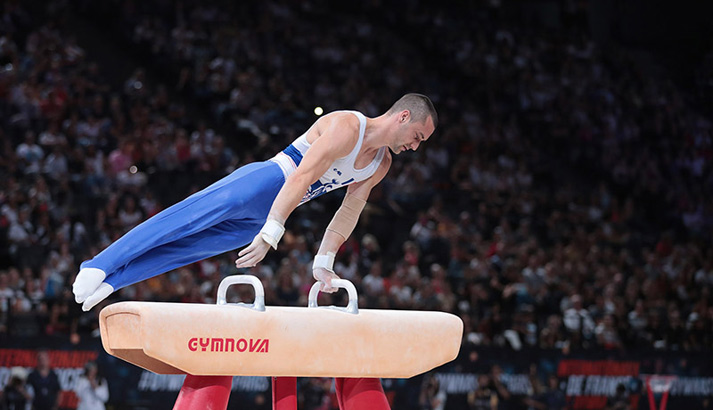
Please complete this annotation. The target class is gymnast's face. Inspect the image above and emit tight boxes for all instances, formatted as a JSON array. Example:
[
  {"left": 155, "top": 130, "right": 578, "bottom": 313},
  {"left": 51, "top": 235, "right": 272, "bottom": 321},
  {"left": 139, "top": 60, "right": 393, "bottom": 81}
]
[{"left": 390, "top": 110, "right": 435, "bottom": 155}]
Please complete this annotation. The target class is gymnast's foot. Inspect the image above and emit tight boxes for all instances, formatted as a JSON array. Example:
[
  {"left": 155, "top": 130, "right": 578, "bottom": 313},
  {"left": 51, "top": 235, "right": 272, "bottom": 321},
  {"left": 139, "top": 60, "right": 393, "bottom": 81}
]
[
  {"left": 82, "top": 283, "right": 114, "bottom": 311},
  {"left": 73, "top": 267, "right": 107, "bottom": 303}
]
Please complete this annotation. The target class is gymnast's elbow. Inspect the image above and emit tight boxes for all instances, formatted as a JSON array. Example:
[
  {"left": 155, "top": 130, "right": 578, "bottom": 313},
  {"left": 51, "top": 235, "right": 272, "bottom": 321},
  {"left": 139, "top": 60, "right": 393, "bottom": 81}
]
[{"left": 285, "top": 169, "right": 319, "bottom": 191}]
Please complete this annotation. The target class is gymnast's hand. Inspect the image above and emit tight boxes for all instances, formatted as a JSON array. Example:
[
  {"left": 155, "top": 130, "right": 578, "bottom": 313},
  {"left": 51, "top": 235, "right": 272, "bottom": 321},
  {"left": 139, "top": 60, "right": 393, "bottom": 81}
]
[
  {"left": 313, "top": 267, "right": 340, "bottom": 293},
  {"left": 235, "top": 234, "right": 271, "bottom": 268}
]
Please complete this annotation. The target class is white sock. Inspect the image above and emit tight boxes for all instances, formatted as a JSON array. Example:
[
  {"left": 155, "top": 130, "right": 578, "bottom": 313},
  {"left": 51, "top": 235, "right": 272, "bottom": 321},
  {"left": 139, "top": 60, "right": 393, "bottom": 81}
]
[
  {"left": 82, "top": 283, "right": 114, "bottom": 311},
  {"left": 73, "top": 268, "right": 107, "bottom": 303}
]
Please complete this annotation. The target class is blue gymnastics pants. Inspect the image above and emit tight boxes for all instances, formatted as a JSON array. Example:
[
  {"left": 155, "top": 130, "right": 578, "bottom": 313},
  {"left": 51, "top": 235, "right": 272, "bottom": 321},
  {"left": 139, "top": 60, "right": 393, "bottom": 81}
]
[{"left": 81, "top": 161, "right": 285, "bottom": 290}]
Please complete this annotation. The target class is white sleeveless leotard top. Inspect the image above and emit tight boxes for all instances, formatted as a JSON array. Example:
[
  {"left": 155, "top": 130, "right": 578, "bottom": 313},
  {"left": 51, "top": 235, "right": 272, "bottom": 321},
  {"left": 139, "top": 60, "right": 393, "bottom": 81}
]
[{"left": 269, "top": 110, "right": 386, "bottom": 204}]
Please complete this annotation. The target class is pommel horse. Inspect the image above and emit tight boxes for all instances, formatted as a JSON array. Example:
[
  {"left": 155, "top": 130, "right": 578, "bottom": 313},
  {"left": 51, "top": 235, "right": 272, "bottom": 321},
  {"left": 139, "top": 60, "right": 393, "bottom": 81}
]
[{"left": 99, "top": 275, "right": 463, "bottom": 409}]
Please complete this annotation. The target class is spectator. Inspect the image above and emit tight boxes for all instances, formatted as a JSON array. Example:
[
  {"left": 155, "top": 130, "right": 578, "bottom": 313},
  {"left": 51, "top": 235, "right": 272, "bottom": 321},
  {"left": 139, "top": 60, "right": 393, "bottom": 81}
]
[
  {"left": 117, "top": 196, "right": 143, "bottom": 233},
  {"left": 595, "top": 314, "right": 623, "bottom": 350},
  {"left": 26, "top": 350, "right": 61, "bottom": 410},
  {"left": 74, "top": 361, "right": 109, "bottom": 410},
  {"left": 419, "top": 374, "right": 447, "bottom": 410},
  {"left": 0, "top": 272, "right": 14, "bottom": 334},
  {"left": 563, "top": 295, "right": 596, "bottom": 348},
  {"left": 539, "top": 315, "right": 566, "bottom": 349},
  {"left": 605, "top": 383, "right": 631, "bottom": 410},
  {"left": 2, "top": 366, "right": 32, "bottom": 410},
  {"left": 468, "top": 374, "right": 498, "bottom": 410},
  {"left": 15, "top": 131, "right": 43, "bottom": 175},
  {"left": 524, "top": 375, "right": 566, "bottom": 410}
]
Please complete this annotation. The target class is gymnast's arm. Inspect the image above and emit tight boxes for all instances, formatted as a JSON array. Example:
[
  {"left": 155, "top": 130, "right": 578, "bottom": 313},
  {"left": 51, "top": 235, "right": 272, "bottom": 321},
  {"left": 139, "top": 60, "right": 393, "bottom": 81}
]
[
  {"left": 235, "top": 115, "right": 359, "bottom": 268},
  {"left": 312, "top": 152, "right": 392, "bottom": 292}
]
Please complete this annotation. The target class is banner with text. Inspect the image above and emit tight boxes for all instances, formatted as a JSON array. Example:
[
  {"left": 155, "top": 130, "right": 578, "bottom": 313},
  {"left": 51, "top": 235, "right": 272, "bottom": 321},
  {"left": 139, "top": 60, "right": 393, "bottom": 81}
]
[{"left": 1, "top": 340, "right": 713, "bottom": 410}]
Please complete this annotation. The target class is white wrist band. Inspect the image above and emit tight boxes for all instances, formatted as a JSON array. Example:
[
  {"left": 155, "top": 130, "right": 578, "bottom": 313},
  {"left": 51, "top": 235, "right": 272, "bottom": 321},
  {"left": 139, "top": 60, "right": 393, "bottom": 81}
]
[
  {"left": 260, "top": 219, "right": 285, "bottom": 250},
  {"left": 313, "top": 252, "right": 336, "bottom": 273}
]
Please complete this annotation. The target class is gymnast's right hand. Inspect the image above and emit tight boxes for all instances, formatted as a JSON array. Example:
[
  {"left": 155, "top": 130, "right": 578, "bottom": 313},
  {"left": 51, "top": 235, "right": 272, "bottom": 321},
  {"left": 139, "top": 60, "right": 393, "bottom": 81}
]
[{"left": 235, "top": 234, "right": 271, "bottom": 268}]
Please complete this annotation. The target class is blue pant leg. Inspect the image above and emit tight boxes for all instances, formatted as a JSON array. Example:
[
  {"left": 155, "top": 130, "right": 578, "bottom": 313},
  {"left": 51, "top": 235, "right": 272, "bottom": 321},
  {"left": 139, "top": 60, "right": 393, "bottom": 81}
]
[
  {"left": 104, "top": 219, "right": 262, "bottom": 290},
  {"left": 82, "top": 162, "right": 282, "bottom": 277}
]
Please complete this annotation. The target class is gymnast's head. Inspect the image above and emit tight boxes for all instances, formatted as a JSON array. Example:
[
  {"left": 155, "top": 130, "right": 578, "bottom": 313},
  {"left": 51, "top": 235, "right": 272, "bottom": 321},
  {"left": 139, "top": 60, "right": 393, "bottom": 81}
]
[{"left": 385, "top": 93, "right": 438, "bottom": 155}]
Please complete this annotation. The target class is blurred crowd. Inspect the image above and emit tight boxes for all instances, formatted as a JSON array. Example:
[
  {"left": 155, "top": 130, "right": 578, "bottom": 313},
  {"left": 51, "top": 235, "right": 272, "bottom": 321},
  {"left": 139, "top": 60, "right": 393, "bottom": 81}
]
[{"left": 1, "top": 0, "right": 712, "bottom": 372}]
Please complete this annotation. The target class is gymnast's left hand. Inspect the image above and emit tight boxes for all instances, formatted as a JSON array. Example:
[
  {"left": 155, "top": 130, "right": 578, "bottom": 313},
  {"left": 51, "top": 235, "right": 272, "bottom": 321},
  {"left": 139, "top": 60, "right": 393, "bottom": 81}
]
[{"left": 235, "top": 234, "right": 271, "bottom": 268}]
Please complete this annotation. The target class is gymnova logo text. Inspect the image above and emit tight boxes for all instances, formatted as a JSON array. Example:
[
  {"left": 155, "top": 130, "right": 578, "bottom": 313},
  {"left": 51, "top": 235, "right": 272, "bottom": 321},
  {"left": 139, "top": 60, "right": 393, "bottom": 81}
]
[{"left": 188, "top": 338, "right": 269, "bottom": 353}]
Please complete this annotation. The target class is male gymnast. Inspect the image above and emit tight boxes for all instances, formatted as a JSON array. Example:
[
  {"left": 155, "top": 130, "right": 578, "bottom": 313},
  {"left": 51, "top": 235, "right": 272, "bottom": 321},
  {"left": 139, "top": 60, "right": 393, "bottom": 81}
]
[{"left": 73, "top": 93, "right": 437, "bottom": 409}]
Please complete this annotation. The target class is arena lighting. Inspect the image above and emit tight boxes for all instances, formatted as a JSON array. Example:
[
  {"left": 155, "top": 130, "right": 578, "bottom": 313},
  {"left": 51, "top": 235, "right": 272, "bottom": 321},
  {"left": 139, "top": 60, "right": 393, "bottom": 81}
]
[
  {"left": 129, "top": 165, "right": 138, "bottom": 174},
  {"left": 314, "top": 106, "right": 323, "bottom": 116}
]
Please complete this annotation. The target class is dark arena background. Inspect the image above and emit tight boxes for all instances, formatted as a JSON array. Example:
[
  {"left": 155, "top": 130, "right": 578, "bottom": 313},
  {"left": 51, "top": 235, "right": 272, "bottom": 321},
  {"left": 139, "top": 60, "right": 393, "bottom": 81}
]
[{"left": 1, "top": 1, "right": 713, "bottom": 409}]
